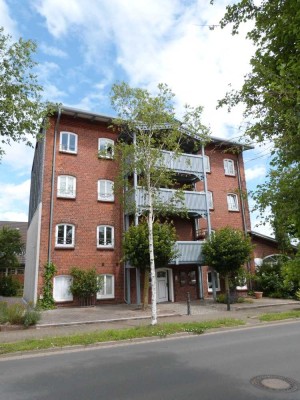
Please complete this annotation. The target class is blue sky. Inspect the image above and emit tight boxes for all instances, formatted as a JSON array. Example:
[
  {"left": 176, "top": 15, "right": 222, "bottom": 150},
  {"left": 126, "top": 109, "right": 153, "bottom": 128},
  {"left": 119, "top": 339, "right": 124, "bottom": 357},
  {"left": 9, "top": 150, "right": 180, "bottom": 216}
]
[{"left": 0, "top": 0, "right": 273, "bottom": 235}]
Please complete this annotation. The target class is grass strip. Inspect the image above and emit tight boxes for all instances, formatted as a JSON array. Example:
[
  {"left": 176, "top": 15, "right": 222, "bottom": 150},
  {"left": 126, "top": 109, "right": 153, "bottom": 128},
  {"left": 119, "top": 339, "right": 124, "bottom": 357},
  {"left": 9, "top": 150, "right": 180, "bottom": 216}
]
[
  {"left": 259, "top": 310, "right": 300, "bottom": 322},
  {"left": 0, "top": 318, "right": 244, "bottom": 355}
]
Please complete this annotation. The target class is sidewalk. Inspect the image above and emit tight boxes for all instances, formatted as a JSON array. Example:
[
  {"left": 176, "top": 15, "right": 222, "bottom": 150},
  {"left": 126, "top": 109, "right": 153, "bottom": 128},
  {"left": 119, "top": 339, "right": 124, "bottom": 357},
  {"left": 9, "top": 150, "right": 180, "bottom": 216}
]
[{"left": 0, "top": 297, "right": 299, "bottom": 343}]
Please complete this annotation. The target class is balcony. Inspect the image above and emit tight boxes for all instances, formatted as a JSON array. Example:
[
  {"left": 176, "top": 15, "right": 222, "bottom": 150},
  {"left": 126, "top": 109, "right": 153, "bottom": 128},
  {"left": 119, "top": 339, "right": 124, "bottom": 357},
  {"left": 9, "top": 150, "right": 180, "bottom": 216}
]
[
  {"left": 158, "top": 150, "right": 204, "bottom": 179},
  {"left": 127, "top": 187, "right": 207, "bottom": 217},
  {"left": 170, "top": 241, "right": 205, "bottom": 265}
]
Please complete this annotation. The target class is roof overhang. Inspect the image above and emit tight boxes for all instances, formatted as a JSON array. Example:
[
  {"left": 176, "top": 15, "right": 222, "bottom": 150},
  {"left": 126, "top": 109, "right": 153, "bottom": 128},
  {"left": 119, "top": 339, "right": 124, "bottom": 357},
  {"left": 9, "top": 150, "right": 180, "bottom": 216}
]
[{"left": 53, "top": 105, "right": 253, "bottom": 150}]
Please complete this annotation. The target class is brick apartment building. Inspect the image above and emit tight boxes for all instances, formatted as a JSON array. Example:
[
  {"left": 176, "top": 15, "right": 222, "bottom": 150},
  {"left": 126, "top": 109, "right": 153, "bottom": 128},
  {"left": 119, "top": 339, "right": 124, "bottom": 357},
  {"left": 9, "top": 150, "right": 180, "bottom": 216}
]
[{"left": 24, "top": 106, "right": 254, "bottom": 306}]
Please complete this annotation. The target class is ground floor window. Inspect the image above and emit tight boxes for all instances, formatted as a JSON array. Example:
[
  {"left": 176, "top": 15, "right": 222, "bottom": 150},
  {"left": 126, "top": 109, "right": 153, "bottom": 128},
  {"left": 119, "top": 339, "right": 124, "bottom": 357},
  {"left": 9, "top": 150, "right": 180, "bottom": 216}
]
[
  {"left": 97, "top": 274, "right": 114, "bottom": 299},
  {"left": 207, "top": 271, "right": 220, "bottom": 292},
  {"left": 53, "top": 275, "right": 73, "bottom": 302}
]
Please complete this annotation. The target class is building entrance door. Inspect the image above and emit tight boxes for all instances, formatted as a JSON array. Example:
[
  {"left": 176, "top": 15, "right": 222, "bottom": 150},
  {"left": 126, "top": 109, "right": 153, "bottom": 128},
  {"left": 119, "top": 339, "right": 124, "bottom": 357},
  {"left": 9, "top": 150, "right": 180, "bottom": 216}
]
[{"left": 156, "top": 270, "right": 168, "bottom": 302}]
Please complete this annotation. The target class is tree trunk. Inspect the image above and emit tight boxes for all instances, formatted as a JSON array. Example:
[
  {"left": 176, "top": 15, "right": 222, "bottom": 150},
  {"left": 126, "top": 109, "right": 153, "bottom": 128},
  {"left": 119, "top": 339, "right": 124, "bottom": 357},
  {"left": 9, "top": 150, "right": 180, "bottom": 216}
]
[
  {"left": 142, "top": 269, "right": 150, "bottom": 310},
  {"left": 225, "top": 274, "right": 231, "bottom": 311},
  {"left": 147, "top": 177, "right": 157, "bottom": 325}
]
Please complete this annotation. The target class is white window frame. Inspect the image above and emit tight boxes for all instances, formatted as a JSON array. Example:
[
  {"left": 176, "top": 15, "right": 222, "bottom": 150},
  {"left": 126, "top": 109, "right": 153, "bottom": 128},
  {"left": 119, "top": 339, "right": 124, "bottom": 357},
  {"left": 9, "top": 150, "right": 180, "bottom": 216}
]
[
  {"left": 227, "top": 193, "right": 239, "bottom": 211},
  {"left": 224, "top": 159, "right": 235, "bottom": 176},
  {"left": 60, "top": 132, "right": 78, "bottom": 154},
  {"left": 207, "top": 271, "right": 220, "bottom": 292},
  {"left": 55, "top": 224, "right": 75, "bottom": 248},
  {"left": 57, "top": 175, "right": 76, "bottom": 198},
  {"left": 97, "top": 274, "right": 115, "bottom": 299},
  {"left": 204, "top": 155, "right": 210, "bottom": 173},
  {"left": 98, "top": 138, "right": 114, "bottom": 159},
  {"left": 53, "top": 275, "right": 73, "bottom": 302},
  {"left": 97, "top": 225, "right": 114, "bottom": 248},
  {"left": 98, "top": 180, "right": 114, "bottom": 202}
]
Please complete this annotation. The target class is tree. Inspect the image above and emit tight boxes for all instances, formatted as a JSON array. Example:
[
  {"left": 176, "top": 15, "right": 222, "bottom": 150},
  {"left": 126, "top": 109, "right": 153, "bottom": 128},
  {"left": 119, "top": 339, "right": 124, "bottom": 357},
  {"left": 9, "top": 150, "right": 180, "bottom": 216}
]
[
  {"left": 111, "top": 81, "right": 210, "bottom": 325},
  {"left": 282, "top": 252, "right": 300, "bottom": 295},
  {"left": 69, "top": 267, "right": 101, "bottom": 306},
  {"left": 215, "top": 0, "right": 300, "bottom": 241},
  {"left": 0, "top": 27, "right": 47, "bottom": 159},
  {"left": 202, "top": 227, "right": 253, "bottom": 310},
  {"left": 123, "top": 220, "right": 178, "bottom": 310},
  {"left": 0, "top": 226, "right": 24, "bottom": 270}
]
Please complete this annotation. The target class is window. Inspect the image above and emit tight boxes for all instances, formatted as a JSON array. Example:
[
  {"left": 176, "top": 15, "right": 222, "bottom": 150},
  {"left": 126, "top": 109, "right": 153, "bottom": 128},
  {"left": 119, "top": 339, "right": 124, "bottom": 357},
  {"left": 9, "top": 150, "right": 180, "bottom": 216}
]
[
  {"left": 224, "top": 159, "right": 235, "bottom": 176},
  {"left": 98, "top": 138, "right": 114, "bottom": 159},
  {"left": 57, "top": 175, "right": 76, "bottom": 198},
  {"left": 60, "top": 132, "right": 78, "bottom": 154},
  {"left": 98, "top": 180, "right": 114, "bottom": 201},
  {"left": 53, "top": 275, "right": 73, "bottom": 301},
  {"left": 207, "top": 271, "right": 220, "bottom": 292},
  {"left": 227, "top": 193, "right": 239, "bottom": 211},
  {"left": 56, "top": 224, "right": 75, "bottom": 247},
  {"left": 97, "top": 274, "right": 115, "bottom": 299},
  {"left": 97, "top": 225, "right": 114, "bottom": 248},
  {"left": 204, "top": 155, "right": 210, "bottom": 172}
]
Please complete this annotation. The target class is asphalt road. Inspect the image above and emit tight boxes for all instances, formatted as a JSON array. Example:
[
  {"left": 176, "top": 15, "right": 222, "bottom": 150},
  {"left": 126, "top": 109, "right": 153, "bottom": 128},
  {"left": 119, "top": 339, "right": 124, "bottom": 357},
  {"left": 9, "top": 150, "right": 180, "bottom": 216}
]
[{"left": 1, "top": 321, "right": 300, "bottom": 400}]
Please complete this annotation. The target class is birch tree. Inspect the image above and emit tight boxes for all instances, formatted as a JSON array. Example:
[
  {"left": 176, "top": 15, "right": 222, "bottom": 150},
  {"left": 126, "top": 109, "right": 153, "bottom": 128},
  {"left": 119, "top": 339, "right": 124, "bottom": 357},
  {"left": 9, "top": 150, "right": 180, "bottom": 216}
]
[{"left": 111, "top": 82, "right": 209, "bottom": 325}]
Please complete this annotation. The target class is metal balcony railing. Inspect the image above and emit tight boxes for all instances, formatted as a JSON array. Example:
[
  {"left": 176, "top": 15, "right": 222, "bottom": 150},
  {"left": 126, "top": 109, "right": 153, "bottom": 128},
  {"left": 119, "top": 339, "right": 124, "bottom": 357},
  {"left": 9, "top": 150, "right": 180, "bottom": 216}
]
[
  {"left": 170, "top": 241, "right": 205, "bottom": 265},
  {"left": 127, "top": 187, "right": 207, "bottom": 216},
  {"left": 158, "top": 150, "right": 204, "bottom": 177}
]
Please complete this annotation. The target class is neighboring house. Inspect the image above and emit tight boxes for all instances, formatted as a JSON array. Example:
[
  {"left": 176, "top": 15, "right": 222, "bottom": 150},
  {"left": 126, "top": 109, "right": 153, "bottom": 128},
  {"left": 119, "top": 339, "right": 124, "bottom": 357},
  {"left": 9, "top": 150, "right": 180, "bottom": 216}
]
[
  {"left": 24, "top": 106, "right": 253, "bottom": 306},
  {"left": 250, "top": 231, "right": 295, "bottom": 267},
  {"left": 0, "top": 221, "right": 27, "bottom": 283}
]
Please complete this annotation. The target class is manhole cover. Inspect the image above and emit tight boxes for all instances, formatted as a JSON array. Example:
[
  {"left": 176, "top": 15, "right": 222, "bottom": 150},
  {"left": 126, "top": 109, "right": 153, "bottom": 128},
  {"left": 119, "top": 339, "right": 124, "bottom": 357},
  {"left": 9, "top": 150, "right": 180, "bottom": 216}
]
[{"left": 250, "top": 375, "right": 299, "bottom": 393}]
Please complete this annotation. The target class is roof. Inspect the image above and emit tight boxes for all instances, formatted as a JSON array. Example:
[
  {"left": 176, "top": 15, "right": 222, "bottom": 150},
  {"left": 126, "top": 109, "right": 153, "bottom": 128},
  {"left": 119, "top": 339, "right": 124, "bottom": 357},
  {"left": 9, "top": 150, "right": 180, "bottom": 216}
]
[
  {"left": 250, "top": 230, "right": 298, "bottom": 250},
  {"left": 0, "top": 221, "right": 27, "bottom": 265},
  {"left": 250, "top": 230, "right": 278, "bottom": 244},
  {"left": 55, "top": 105, "right": 253, "bottom": 150}
]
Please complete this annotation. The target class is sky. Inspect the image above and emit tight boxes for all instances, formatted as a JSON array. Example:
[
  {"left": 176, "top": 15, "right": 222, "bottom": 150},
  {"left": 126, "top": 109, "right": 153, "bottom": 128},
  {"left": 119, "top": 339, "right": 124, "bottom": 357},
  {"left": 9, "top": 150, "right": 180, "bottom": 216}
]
[{"left": 0, "top": 0, "right": 273, "bottom": 236}]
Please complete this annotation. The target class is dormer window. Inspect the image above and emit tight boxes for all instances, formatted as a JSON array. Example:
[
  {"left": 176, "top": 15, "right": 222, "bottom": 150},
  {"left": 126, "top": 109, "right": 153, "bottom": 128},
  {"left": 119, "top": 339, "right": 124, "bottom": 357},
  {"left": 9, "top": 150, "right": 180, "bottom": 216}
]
[
  {"left": 98, "top": 138, "right": 114, "bottom": 159},
  {"left": 60, "top": 132, "right": 78, "bottom": 154}
]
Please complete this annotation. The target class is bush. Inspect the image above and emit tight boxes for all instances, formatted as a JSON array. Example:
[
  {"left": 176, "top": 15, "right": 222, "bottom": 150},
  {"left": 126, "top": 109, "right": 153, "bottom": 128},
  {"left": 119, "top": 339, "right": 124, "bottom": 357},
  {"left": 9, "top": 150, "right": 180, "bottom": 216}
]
[
  {"left": 216, "top": 293, "right": 242, "bottom": 304},
  {"left": 69, "top": 267, "right": 100, "bottom": 299},
  {"left": 0, "top": 276, "right": 22, "bottom": 296},
  {"left": 255, "top": 259, "right": 294, "bottom": 298},
  {"left": 0, "top": 301, "right": 41, "bottom": 327}
]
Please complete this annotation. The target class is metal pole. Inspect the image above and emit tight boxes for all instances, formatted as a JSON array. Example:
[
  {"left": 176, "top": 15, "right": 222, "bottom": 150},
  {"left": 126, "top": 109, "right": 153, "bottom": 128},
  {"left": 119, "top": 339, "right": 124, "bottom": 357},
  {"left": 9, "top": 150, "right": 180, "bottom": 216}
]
[{"left": 187, "top": 292, "right": 191, "bottom": 315}]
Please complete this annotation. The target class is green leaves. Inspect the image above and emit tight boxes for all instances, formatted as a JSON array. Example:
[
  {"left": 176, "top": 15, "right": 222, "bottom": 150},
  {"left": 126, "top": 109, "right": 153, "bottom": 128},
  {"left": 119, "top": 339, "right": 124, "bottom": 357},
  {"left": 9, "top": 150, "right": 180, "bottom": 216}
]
[
  {"left": 69, "top": 267, "right": 100, "bottom": 298},
  {"left": 123, "top": 221, "right": 178, "bottom": 270},
  {"left": 217, "top": 0, "right": 300, "bottom": 244},
  {"left": 0, "top": 226, "right": 24, "bottom": 269},
  {"left": 0, "top": 27, "right": 48, "bottom": 159},
  {"left": 202, "top": 227, "right": 253, "bottom": 276}
]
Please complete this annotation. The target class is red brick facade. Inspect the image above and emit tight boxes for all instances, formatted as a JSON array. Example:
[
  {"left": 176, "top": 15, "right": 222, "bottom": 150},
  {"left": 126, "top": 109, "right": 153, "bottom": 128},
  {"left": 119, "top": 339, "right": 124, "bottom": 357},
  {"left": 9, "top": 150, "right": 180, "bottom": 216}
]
[{"left": 27, "top": 108, "right": 255, "bottom": 306}]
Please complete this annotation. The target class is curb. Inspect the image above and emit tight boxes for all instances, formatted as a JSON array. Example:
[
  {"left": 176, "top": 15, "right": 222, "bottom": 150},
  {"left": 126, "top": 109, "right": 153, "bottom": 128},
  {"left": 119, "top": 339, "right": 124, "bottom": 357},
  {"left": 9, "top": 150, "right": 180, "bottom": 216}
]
[{"left": 36, "top": 312, "right": 182, "bottom": 329}]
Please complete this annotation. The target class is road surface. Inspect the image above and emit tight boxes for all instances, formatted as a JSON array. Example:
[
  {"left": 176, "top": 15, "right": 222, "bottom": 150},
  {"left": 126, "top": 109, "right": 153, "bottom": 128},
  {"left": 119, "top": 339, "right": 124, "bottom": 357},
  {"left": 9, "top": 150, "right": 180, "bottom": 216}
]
[{"left": 1, "top": 321, "right": 300, "bottom": 399}]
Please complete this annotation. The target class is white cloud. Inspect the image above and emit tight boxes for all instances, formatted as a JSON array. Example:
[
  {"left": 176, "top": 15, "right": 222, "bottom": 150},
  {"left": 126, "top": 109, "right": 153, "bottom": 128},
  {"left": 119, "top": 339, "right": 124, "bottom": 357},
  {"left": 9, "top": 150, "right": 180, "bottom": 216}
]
[
  {"left": 34, "top": 0, "right": 254, "bottom": 138},
  {"left": 0, "top": 180, "right": 31, "bottom": 222},
  {"left": 2, "top": 141, "right": 34, "bottom": 172},
  {"left": 40, "top": 42, "right": 68, "bottom": 58},
  {"left": 245, "top": 165, "right": 266, "bottom": 181},
  {"left": 0, "top": 212, "right": 28, "bottom": 222},
  {"left": 0, "top": 0, "right": 18, "bottom": 36}
]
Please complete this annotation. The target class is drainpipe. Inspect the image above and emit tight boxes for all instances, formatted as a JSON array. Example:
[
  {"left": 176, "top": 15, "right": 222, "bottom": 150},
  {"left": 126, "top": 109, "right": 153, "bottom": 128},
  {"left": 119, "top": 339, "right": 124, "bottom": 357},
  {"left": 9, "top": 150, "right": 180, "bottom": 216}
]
[
  {"left": 47, "top": 107, "right": 61, "bottom": 264},
  {"left": 201, "top": 145, "right": 216, "bottom": 301}
]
